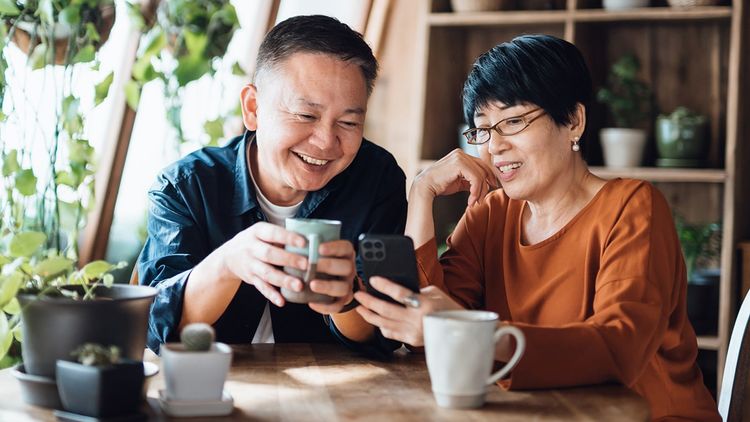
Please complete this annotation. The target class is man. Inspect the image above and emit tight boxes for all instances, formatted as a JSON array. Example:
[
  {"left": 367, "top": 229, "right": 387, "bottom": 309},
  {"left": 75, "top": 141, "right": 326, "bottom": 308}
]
[{"left": 139, "top": 15, "right": 406, "bottom": 355}]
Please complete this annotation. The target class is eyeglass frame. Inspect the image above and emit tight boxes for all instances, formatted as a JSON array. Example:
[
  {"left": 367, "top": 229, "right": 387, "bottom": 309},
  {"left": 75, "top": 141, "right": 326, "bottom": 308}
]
[{"left": 462, "top": 108, "right": 547, "bottom": 145}]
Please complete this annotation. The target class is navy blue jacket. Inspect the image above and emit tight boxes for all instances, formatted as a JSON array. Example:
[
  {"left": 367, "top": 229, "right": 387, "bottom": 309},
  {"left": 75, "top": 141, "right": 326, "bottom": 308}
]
[{"left": 138, "top": 132, "right": 407, "bottom": 355}]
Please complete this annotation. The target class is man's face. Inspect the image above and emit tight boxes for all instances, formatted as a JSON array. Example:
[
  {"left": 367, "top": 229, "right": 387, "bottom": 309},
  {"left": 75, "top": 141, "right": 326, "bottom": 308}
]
[{"left": 241, "top": 52, "right": 368, "bottom": 205}]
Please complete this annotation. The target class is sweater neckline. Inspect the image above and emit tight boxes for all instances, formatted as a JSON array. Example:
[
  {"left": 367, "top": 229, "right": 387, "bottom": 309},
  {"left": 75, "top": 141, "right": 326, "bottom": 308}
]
[{"left": 516, "top": 178, "right": 621, "bottom": 249}]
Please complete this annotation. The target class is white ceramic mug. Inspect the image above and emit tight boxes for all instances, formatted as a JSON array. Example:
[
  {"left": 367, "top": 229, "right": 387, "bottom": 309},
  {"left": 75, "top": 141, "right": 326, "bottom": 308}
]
[{"left": 423, "top": 310, "right": 525, "bottom": 409}]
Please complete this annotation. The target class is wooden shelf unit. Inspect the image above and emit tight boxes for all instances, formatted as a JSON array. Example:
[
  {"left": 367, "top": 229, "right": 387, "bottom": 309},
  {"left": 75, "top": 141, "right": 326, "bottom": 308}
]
[{"left": 409, "top": 0, "right": 750, "bottom": 392}]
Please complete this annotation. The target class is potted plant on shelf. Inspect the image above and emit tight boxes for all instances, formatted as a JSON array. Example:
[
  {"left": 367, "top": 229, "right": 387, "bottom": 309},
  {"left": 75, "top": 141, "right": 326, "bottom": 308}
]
[
  {"left": 603, "top": 0, "right": 650, "bottom": 10},
  {"left": 597, "top": 54, "right": 652, "bottom": 168},
  {"left": 160, "top": 323, "right": 234, "bottom": 417},
  {"left": 655, "top": 106, "right": 708, "bottom": 168},
  {"left": 675, "top": 216, "right": 721, "bottom": 335},
  {"left": 56, "top": 343, "right": 144, "bottom": 418},
  {"left": 126, "top": 0, "right": 242, "bottom": 147}
]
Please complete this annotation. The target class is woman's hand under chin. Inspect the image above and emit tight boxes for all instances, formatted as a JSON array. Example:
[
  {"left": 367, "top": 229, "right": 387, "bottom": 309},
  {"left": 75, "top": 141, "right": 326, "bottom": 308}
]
[{"left": 353, "top": 276, "right": 464, "bottom": 347}]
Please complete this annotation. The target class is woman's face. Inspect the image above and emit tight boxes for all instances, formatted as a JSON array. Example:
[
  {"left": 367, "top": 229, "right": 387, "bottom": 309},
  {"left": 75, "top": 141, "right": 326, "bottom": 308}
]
[{"left": 474, "top": 101, "right": 574, "bottom": 202}]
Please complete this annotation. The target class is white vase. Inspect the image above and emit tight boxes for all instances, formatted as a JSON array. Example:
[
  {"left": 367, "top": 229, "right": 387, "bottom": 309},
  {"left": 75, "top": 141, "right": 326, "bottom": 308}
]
[
  {"left": 161, "top": 342, "right": 232, "bottom": 401},
  {"left": 603, "top": 0, "right": 650, "bottom": 10},
  {"left": 600, "top": 128, "right": 647, "bottom": 168}
]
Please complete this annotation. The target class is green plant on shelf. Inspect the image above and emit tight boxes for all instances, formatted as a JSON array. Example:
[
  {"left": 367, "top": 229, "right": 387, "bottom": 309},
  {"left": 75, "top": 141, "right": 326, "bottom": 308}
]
[{"left": 675, "top": 215, "right": 721, "bottom": 283}]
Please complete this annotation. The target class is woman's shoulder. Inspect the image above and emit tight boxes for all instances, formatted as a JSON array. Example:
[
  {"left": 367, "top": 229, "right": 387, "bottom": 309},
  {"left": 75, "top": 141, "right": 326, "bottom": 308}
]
[{"left": 598, "top": 178, "right": 671, "bottom": 218}]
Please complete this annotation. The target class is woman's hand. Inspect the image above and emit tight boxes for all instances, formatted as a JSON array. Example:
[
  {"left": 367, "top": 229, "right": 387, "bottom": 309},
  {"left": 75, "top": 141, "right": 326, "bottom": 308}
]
[
  {"left": 354, "top": 276, "right": 464, "bottom": 346},
  {"left": 411, "top": 148, "right": 500, "bottom": 207}
]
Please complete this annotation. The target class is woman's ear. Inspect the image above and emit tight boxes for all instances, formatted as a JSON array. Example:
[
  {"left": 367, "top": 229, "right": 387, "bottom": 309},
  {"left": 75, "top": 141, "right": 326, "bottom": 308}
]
[
  {"left": 240, "top": 84, "right": 259, "bottom": 131},
  {"left": 570, "top": 103, "right": 586, "bottom": 139}
]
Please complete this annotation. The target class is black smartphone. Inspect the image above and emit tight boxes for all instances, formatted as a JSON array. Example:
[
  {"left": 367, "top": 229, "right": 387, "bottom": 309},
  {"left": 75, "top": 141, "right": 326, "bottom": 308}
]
[{"left": 358, "top": 234, "right": 420, "bottom": 304}]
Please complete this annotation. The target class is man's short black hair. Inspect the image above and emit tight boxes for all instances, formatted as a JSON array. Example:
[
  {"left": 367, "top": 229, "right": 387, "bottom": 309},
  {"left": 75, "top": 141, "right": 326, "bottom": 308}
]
[
  {"left": 255, "top": 15, "right": 378, "bottom": 95},
  {"left": 462, "top": 34, "right": 592, "bottom": 127}
]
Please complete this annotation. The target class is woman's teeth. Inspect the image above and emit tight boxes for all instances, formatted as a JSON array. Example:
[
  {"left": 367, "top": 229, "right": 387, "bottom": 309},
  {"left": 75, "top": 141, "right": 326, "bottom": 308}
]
[
  {"left": 296, "top": 152, "right": 329, "bottom": 166},
  {"left": 499, "top": 162, "right": 522, "bottom": 173}
]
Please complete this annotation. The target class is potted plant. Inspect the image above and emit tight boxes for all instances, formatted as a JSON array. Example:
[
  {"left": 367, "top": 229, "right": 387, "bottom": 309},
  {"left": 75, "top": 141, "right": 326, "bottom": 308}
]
[
  {"left": 655, "top": 106, "right": 708, "bottom": 167},
  {"left": 675, "top": 216, "right": 721, "bottom": 335},
  {"left": 126, "top": 0, "right": 242, "bottom": 147},
  {"left": 161, "top": 323, "right": 232, "bottom": 404},
  {"left": 56, "top": 343, "right": 144, "bottom": 418},
  {"left": 597, "top": 54, "right": 652, "bottom": 168},
  {"left": 603, "top": 0, "right": 650, "bottom": 10},
  {"left": 0, "top": 1, "right": 158, "bottom": 409}
]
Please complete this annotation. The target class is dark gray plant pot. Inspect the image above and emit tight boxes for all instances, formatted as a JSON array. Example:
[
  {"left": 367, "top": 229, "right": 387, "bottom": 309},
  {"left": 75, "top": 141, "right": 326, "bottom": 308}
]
[
  {"left": 687, "top": 268, "right": 720, "bottom": 335},
  {"left": 56, "top": 359, "right": 144, "bottom": 417},
  {"left": 18, "top": 284, "right": 157, "bottom": 378}
]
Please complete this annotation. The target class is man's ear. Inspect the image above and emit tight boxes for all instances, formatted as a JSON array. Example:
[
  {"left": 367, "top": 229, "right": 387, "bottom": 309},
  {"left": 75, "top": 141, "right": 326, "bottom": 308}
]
[{"left": 240, "top": 84, "right": 259, "bottom": 131}]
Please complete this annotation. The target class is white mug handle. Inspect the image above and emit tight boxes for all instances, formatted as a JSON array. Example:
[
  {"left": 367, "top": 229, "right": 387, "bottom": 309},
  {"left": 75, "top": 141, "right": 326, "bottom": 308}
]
[{"left": 487, "top": 325, "right": 525, "bottom": 385}]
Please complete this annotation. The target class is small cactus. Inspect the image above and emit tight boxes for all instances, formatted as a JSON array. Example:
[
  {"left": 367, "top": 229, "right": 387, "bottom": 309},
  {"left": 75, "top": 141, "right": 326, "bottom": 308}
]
[{"left": 180, "top": 323, "right": 215, "bottom": 351}]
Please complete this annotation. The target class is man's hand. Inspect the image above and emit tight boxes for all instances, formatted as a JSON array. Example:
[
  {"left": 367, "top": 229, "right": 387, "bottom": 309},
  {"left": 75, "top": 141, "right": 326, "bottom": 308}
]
[
  {"left": 218, "top": 222, "right": 309, "bottom": 307},
  {"left": 308, "top": 240, "right": 357, "bottom": 315}
]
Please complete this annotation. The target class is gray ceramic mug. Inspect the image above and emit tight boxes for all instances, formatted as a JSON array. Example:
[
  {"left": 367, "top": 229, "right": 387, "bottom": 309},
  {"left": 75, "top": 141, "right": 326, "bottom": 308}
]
[{"left": 282, "top": 218, "right": 342, "bottom": 304}]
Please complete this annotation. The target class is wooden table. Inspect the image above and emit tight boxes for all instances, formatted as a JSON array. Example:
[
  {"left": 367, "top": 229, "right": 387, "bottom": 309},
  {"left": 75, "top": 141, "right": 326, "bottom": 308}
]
[{"left": 0, "top": 343, "right": 649, "bottom": 421}]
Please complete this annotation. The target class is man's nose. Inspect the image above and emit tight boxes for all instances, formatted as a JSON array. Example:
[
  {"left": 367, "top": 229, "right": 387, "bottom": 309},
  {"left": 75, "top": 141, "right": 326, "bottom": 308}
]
[{"left": 309, "top": 123, "right": 338, "bottom": 149}]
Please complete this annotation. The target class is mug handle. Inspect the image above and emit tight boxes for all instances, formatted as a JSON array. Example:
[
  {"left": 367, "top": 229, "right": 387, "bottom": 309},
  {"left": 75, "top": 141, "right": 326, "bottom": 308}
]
[
  {"left": 303, "top": 233, "right": 320, "bottom": 283},
  {"left": 486, "top": 325, "right": 525, "bottom": 385}
]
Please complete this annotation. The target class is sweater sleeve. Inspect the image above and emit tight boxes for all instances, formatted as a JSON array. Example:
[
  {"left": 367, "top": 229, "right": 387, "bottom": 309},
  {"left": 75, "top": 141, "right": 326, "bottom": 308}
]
[{"left": 508, "top": 183, "right": 682, "bottom": 389}]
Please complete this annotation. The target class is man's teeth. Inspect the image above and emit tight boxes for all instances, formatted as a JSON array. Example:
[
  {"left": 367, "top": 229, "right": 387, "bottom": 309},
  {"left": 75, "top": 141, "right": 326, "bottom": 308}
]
[
  {"left": 499, "top": 163, "right": 522, "bottom": 173},
  {"left": 296, "top": 152, "right": 329, "bottom": 166}
]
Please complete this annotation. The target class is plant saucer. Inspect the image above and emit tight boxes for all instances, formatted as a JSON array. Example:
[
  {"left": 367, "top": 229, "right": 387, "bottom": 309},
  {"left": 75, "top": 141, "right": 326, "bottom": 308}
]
[
  {"left": 158, "top": 389, "right": 234, "bottom": 417},
  {"left": 52, "top": 409, "right": 146, "bottom": 422}
]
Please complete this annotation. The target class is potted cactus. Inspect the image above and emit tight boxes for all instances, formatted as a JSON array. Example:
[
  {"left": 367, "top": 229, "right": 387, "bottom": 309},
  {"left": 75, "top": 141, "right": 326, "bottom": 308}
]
[
  {"left": 55, "top": 344, "right": 144, "bottom": 418},
  {"left": 161, "top": 323, "right": 233, "bottom": 405}
]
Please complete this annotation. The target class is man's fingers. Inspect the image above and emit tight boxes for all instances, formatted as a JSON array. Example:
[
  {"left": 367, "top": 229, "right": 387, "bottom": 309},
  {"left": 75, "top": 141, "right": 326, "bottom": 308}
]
[
  {"left": 250, "top": 275, "right": 285, "bottom": 306},
  {"left": 253, "top": 222, "right": 306, "bottom": 248},
  {"left": 248, "top": 260, "right": 303, "bottom": 291},
  {"left": 318, "top": 240, "right": 355, "bottom": 258},
  {"left": 251, "top": 241, "right": 308, "bottom": 270},
  {"left": 310, "top": 279, "right": 352, "bottom": 298},
  {"left": 315, "top": 256, "right": 355, "bottom": 279}
]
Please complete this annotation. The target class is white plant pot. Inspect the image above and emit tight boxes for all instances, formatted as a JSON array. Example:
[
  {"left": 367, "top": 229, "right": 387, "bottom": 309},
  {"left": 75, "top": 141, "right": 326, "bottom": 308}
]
[
  {"left": 161, "top": 342, "right": 232, "bottom": 401},
  {"left": 600, "top": 128, "right": 647, "bottom": 168},
  {"left": 603, "top": 0, "right": 650, "bottom": 10}
]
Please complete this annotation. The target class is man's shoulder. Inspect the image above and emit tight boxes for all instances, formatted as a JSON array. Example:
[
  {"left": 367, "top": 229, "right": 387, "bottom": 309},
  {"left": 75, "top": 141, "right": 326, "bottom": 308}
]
[{"left": 157, "top": 136, "right": 243, "bottom": 187}]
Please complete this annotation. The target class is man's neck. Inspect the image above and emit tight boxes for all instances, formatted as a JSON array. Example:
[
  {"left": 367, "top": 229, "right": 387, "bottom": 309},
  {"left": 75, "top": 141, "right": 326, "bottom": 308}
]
[{"left": 247, "top": 141, "right": 306, "bottom": 206}]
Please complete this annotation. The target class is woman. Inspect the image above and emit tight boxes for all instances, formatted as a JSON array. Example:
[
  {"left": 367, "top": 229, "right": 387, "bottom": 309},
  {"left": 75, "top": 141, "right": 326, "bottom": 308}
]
[{"left": 353, "top": 35, "right": 720, "bottom": 421}]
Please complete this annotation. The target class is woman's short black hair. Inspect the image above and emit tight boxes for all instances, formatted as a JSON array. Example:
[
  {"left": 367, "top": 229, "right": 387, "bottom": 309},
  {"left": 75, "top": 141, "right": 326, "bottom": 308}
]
[
  {"left": 255, "top": 15, "right": 378, "bottom": 95},
  {"left": 462, "top": 34, "right": 592, "bottom": 127}
]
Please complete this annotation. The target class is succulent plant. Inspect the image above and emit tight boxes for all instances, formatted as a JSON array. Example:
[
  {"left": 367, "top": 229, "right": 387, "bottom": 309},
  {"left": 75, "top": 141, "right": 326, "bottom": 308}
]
[
  {"left": 71, "top": 343, "right": 121, "bottom": 366},
  {"left": 180, "top": 323, "right": 215, "bottom": 351}
]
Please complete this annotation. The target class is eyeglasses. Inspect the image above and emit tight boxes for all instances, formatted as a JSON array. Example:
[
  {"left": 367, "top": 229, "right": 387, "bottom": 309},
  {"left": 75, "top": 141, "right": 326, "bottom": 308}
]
[{"left": 463, "top": 108, "right": 547, "bottom": 145}]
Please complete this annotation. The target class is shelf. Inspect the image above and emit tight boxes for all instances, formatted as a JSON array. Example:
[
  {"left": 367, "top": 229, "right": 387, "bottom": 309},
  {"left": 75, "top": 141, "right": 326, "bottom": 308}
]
[
  {"left": 590, "top": 167, "right": 726, "bottom": 183},
  {"left": 573, "top": 6, "right": 731, "bottom": 23},
  {"left": 429, "top": 10, "right": 567, "bottom": 27},
  {"left": 428, "top": 7, "right": 730, "bottom": 27},
  {"left": 697, "top": 335, "right": 721, "bottom": 351}
]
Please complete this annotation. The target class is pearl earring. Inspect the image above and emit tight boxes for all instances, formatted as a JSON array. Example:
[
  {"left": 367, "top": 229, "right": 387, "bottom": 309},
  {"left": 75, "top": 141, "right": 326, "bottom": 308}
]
[{"left": 571, "top": 136, "right": 580, "bottom": 152}]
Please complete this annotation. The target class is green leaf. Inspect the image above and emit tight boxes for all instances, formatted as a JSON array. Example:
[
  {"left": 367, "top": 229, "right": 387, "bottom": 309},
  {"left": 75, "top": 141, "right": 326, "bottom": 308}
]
[
  {"left": 183, "top": 30, "right": 208, "bottom": 58},
  {"left": 0, "top": 272, "right": 23, "bottom": 309},
  {"left": 55, "top": 170, "right": 78, "bottom": 187},
  {"left": 12, "top": 324, "right": 21, "bottom": 342},
  {"left": 3, "top": 298, "right": 19, "bottom": 315},
  {"left": 2, "top": 149, "right": 19, "bottom": 177},
  {"left": 28, "top": 43, "right": 48, "bottom": 70},
  {"left": 72, "top": 45, "right": 96, "bottom": 64},
  {"left": 34, "top": 256, "right": 74, "bottom": 279},
  {"left": 131, "top": 55, "right": 157, "bottom": 82},
  {"left": 175, "top": 55, "right": 209, "bottom": 86},
  {"left": 102, "top": 273, "right": 114, "bottom": 288},
  {"left": 58, "top": 5, "right": 81, "bottom": 27},
  {"left": 62, "top": 95, "right": 82, "bottom": 135},
  {"left": 203, "top": 118, "right": 224, "bottom": 146},
  {"left": 0, "top": 0, "right": 20, "bottom": 16},
  {"left": 126, "top": 1, "right": 145, "bottom": 31},
  {"left": 8, "top": 231, "right": 46, "bottom": 258},
  {"left": 94, "top": 71, "right": 114, "bottom": 106},
  {"left": 0, "top": 313, "right": 12, "bottom": 361},
  {"left": 84, "top": 22, "right": 100, "bottom": 43},
  {"left": 125, "top": 80, "right": 141, "bottom": 110},
  {"left": 231, "top": 62, "right": 246, "bottom": 76},
  {"left": 15, "top": 169, "right": 37, "bottom": 196},
  {"left": 142, "top": 28, "right": 166, "bottom": 58},
  {"left": 82, "top": 260, "right": 111, "bottom": 279}
]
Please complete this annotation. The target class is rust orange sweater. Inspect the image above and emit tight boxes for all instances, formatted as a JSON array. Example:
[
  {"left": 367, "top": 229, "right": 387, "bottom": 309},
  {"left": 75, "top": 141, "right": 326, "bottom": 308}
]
[{"left": 416, "top": 178, "right": 719, "bottom": 421}]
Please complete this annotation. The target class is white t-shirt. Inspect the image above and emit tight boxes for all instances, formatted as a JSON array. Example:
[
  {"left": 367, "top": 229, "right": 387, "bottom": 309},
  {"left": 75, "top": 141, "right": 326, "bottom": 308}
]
[{"left": 248, "top": 169, "right": 303, "bottom": 344}]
